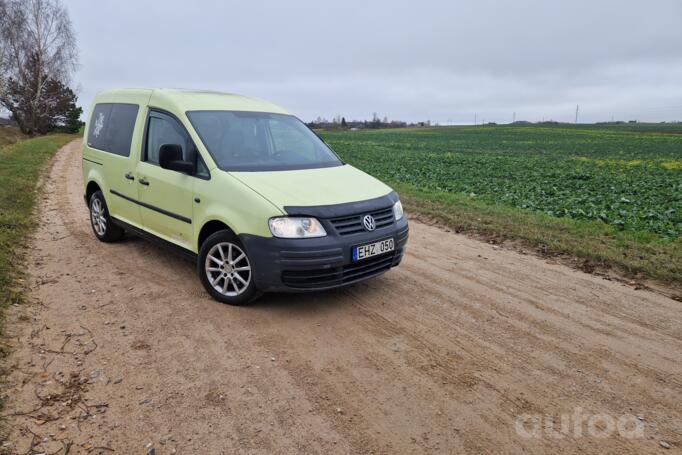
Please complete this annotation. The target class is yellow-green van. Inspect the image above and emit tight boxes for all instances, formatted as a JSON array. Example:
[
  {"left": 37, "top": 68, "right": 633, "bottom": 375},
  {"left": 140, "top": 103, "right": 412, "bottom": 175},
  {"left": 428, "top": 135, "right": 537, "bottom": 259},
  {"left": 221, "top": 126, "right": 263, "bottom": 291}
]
[{"left": 83, "top": 89, "right": 408, "bottom": 304}]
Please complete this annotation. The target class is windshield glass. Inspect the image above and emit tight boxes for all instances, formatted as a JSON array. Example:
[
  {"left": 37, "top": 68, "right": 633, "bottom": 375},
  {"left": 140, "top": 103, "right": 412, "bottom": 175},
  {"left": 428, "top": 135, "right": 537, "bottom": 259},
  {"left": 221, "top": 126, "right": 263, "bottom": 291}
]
[{"left": 187, "top": 111, "right": 343, "bottom": 171}]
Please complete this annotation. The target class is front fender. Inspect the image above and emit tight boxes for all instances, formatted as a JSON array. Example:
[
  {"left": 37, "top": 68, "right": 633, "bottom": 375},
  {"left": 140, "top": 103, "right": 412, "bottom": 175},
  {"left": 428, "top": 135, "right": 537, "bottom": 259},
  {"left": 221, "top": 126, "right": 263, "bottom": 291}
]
[{"left": 192, "top": 172, "right": 283, "bottom": 252}]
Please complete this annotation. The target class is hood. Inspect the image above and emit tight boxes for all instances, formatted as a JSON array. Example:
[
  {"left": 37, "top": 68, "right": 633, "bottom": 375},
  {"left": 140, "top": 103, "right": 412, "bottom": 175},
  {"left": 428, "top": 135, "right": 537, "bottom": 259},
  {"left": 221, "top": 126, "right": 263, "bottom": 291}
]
[{"left": 229, "top": 164, "right": 393, "bottom": 210}]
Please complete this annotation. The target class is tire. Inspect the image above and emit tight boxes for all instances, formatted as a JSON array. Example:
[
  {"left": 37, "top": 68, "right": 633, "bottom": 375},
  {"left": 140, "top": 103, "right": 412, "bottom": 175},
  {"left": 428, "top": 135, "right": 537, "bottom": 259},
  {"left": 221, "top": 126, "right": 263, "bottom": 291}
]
[
  {"left": 89, "top": 190, "right": 124, "bottom": 242},
  {"left": 198, "top": 230, "right": 261, "bottom": 305}
]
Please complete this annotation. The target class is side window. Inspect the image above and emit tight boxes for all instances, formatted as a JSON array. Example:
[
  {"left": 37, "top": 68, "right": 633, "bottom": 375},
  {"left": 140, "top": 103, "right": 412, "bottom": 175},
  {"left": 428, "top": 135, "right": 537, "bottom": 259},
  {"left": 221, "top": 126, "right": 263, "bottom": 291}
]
[
  {"left": 87, "top": 103, "right": 138, "bottom": 156},
  {"left": 145, "top": 112, "right": 193, "bottom": 165},
  {"left": 87, "top": 104, "right": 112, "bottom": 151}
]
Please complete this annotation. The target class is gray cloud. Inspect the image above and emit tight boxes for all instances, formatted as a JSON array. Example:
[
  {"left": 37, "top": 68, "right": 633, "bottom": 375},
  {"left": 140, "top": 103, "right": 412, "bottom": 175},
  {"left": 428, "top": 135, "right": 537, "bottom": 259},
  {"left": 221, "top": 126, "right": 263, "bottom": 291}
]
[{"left": 66, "top": 0, "right": 682, "bottom": 123}]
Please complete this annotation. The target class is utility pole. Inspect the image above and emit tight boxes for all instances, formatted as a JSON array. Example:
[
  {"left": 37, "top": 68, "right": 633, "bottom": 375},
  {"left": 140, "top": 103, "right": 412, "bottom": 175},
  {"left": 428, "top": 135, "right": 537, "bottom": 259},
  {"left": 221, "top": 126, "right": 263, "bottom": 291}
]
[
  {"left": 575, "top": 104, "right": 579, "bottom": 124},
  {"left": 474, "top": 113, "right": 477, "bottom": 126},
  {"left": 512, "top": 112, "right": 516, "bottom": 123}
]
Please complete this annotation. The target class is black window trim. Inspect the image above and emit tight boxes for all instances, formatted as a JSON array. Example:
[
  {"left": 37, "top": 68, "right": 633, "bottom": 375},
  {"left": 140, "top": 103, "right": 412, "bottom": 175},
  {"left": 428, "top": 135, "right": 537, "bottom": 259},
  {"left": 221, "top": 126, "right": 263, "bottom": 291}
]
[
  {"left": 185, "top": 110, "right": 345, "bottom": 173},
  {"left": 87, "top": 102, "right": 140, "bottom": 157},
  {"left": 142, "top": 107, "right": 211, "bottom": 181}
]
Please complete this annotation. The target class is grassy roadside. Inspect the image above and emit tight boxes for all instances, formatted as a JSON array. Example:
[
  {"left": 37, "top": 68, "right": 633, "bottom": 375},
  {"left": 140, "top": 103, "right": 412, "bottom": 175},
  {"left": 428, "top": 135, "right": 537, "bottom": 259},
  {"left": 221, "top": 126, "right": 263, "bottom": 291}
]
[
  {"left": 0, "top": 134, "right": 77, "bottom": 349},
  {"left": 393, "top": 181, "right": 681, "bottom": 285}
]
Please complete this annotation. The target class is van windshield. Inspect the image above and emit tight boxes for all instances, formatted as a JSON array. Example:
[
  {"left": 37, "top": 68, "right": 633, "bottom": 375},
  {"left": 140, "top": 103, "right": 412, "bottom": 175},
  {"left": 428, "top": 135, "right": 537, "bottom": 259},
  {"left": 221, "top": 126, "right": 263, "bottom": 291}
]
[{"left": 187, "top": 111, "right": 343, "bottom": 171}]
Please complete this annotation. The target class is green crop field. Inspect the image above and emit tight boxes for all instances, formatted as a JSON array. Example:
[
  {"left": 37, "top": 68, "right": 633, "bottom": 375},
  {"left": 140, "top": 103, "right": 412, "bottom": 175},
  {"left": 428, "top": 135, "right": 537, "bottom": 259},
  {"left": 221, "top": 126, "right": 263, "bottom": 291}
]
[{"left": 320, "top": 124, "right": 682, "bottom": 283}]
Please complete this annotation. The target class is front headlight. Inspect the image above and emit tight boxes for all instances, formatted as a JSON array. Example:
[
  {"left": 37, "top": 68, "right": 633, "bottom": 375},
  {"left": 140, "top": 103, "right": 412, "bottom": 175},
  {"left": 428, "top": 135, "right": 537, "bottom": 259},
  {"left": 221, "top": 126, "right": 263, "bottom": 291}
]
[
  {"left": 393, "top": 200, "right": 404, "bottom": 220},
  {"left": 269, "top": 217, "right": 327, "bottom": 238}
]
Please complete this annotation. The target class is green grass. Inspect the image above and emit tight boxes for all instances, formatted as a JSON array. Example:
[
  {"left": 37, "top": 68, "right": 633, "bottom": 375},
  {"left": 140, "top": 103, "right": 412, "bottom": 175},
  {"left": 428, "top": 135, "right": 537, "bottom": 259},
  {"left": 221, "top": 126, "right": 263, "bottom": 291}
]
[
  {"left": 320, "top": 124, "right": 682, "bottom": 283},
  {"left": 0, "top": 134, "right": 76, "bottom": 336}
]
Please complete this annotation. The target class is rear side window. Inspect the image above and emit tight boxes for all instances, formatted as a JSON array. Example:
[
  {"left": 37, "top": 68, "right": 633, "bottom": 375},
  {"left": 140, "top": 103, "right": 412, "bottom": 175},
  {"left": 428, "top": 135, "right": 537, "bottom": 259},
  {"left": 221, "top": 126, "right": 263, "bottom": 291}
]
[{"left": 87, "top": 103, "right": 139, "bottom": 156}]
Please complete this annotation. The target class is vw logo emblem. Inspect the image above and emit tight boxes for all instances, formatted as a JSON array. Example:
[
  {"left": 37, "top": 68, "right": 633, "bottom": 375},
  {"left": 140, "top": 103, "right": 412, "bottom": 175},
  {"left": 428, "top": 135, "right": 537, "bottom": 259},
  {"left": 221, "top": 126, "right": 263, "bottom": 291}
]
[{"left": 362, "top": 215, "right": 376, "bottom": 231}]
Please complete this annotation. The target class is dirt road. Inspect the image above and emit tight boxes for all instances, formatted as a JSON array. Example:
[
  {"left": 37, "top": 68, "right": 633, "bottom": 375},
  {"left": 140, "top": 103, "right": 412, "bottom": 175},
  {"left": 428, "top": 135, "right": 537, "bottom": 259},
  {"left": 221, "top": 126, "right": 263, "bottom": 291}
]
[{"left": 2, "top": 139, "right": 681, "bottom": 454}]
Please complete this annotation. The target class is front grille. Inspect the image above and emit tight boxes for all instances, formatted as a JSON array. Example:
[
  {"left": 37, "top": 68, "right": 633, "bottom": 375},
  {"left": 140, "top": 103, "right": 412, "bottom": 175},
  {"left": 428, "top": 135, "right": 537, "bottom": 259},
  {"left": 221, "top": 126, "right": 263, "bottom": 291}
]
[
  {"left": 281, "top": 252, "right": 397, "bottom": 289},
  {"left": 329, "top": 207, "right": 394, "bottom": 236}
]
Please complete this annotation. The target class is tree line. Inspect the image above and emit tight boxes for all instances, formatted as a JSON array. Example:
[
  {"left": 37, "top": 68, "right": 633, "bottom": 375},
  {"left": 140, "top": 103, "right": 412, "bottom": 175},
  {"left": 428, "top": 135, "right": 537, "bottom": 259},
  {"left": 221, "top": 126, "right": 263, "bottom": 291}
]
[
  {"left": 0, "top": 0, "right": 81, "bottom": 135},
  {"left": 307, "top": 113, "right": 431, "bottom": 130}
]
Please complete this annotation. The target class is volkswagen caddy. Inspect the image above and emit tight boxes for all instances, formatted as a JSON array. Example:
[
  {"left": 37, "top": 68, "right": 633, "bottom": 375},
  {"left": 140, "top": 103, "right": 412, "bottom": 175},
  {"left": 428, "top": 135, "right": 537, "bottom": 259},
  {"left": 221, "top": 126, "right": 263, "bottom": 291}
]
[{"left": 82, "top": 89, "right": 409, "bottom": 304}]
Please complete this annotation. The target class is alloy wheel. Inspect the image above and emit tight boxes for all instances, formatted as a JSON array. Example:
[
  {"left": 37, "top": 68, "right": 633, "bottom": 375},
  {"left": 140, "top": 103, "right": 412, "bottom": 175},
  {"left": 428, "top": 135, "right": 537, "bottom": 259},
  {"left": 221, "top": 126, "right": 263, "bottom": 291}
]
[
  {"left": 205, "top": 242, "right": 252, "bottom": 296},
  {"left": 90, "top": 198, "right": 107, "bottom": 236}
]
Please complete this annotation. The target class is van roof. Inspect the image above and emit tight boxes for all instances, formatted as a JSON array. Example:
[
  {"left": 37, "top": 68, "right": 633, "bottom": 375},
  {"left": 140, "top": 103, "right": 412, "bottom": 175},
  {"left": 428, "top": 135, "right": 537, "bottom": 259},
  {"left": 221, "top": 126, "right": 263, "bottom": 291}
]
[{"left": 93, "top": 88, "right": 292, "bottom": 115}]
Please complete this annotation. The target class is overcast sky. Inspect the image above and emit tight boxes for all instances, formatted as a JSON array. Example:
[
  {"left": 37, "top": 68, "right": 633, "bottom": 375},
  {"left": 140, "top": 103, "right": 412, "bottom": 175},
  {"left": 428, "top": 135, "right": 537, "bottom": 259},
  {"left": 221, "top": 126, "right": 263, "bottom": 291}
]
[{"left": 64, "top": 0, "right": 682, "bottom": 124}]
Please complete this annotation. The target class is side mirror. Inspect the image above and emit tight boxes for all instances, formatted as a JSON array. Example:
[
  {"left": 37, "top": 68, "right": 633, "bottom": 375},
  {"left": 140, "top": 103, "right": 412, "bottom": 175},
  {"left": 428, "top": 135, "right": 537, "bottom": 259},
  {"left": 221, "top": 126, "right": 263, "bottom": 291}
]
[{"left": 159, "top": 144, "right": 195, "bottom": 174}]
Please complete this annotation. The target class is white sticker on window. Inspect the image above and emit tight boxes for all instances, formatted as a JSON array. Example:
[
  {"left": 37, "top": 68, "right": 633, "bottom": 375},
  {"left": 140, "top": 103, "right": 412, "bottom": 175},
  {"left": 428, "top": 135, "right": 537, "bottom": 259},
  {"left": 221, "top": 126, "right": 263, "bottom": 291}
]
[{"left": 93, "top": 112, "right": 105, "bottom": 138}]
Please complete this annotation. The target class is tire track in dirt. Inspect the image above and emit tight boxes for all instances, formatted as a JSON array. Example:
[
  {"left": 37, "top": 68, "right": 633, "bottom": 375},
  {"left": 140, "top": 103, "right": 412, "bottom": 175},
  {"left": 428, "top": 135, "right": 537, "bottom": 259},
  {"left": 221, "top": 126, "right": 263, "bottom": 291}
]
[{"left": 348, "top": 252, "right": 682, "bottom": 444}]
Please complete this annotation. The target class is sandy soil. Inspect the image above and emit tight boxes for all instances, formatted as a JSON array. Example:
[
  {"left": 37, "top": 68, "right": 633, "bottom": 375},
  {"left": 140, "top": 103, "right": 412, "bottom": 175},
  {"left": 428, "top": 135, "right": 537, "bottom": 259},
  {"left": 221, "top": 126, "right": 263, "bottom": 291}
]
[{"left": 1, "top": 139, "right": 681, "bottom": 454}]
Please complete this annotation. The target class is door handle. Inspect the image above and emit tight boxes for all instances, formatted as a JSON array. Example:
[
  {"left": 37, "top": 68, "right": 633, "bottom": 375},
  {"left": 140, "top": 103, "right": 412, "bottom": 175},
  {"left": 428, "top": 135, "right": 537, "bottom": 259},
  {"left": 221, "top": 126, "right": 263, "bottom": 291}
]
[
  {"left": 125, "top": 172, "right": 135, "bottom": 181},
  {"left": 139, "top": 178, "right": 150, "bottom": 186}
]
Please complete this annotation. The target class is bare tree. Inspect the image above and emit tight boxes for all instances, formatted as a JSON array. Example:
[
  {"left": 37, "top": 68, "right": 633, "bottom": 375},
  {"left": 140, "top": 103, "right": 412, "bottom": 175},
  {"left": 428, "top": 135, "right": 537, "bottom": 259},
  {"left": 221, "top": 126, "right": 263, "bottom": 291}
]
[
  {"left": 0, "top": 0, "right": 78, "bottom": 134},
  {"left": 0, "top": 0, "right": 9, "bottom": 99}
]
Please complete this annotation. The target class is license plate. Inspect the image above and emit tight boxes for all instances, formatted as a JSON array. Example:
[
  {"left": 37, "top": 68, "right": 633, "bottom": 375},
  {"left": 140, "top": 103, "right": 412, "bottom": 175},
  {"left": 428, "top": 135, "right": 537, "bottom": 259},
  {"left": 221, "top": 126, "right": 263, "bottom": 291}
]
[{"left": 352, "top": 238, "right": 395, "bottom": 262}]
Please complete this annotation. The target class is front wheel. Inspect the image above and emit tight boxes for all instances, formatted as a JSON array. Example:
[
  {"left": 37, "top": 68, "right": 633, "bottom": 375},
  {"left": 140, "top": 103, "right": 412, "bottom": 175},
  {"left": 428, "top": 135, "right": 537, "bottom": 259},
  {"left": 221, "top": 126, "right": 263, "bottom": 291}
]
[
  {"left": 198, "top": 231, "right": 261, "bottom": 305},
  {"left": 89, "top": 191, "right": 124, "bottom": 242}
]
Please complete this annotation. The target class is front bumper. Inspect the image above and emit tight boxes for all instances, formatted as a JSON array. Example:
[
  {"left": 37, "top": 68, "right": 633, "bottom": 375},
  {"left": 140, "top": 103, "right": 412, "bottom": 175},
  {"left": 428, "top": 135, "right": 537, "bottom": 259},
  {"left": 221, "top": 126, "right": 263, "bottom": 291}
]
[{"left": 240, "top": 217, "right": 409, "bottom": 292}]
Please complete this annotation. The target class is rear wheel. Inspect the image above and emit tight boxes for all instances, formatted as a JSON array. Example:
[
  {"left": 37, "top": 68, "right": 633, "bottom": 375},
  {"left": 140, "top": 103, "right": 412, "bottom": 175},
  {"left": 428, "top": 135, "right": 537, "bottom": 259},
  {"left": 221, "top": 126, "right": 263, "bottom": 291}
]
[
  {"left": 198, "top": 231, "right": 261, "bottom": 305},
  {"left": 89, "top": 191, "right": 124, "bottom": 242}
]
